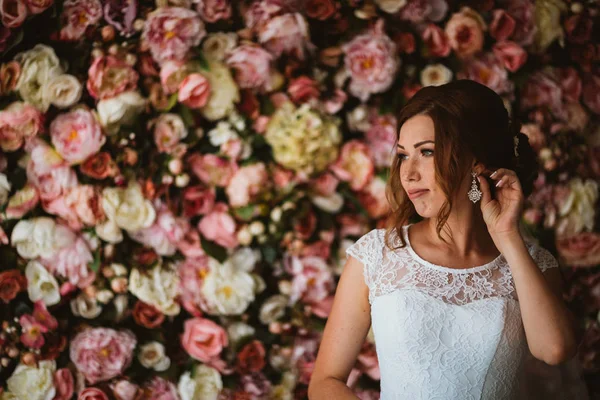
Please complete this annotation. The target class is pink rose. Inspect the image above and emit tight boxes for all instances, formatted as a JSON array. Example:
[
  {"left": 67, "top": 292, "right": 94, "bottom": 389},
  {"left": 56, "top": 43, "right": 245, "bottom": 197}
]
[
  {"left": 243, "top": 0, "right": 285, "bottom": 30},
  {"left": 421, "top": 23, "right": 450, "bottom": 57},
  {"left": 181, "top": 317, "right": 228, "bottom": 362},
  {"left": 504, "top": 0, "right": 535, "bottom": 46},
  {"left": 258, "top": 12, "right": 310, "bottom": 60},
  {"left": 457, "top": 53, "right": 513, "bottom": 95},
  {"left": 188, "top": 153, "right": 238, "bottom": 187},
  {"left": 44, "top": 184, "right": 104, "bottom": 231},
  {"left": 0, "top": 101, "right": 44, "bottom": 152},
  {"left": 444, "top": 7, "right": 486, "bottom": 58},
  {"left": 160, "top": 60, "right": 187, "bottom": 94},
  {"left": 398, "top": 0, "right": 448, "bottom": 23},
  {"left": 19, "top": 314, "right": 47, "bottom": 348},
  {"left": 197, "top": 202, "right": 238, "bottom": 249},
  {"left": 556, "top": 232, "right": 600, "bottom": 268},
  {"left": 225, "top": 162, "right": 269, "bottom": 208},
  {"left": 50, "top": 109, "right": 106, "bottom": 165},
  {"left": 141, "top": 377, "right": 179, "bottom": 400},
  {"left": 342, "top": 20, "right": 399, "bottom": 101},
  {"left": 142, "top": 7, "right": 205, "bottom": 65},
  {"left": 111, "top": 380, "right": 140, "bottom": 400},
  {"left": 520, "top": 69, "right": 564, "bottom": 117},
  {"left": 489, "top": 9, "right": 515, "bottom": 41},
  {"left": 558, "top": 67, "right": 582, "bottom": 103},
  {"left": 288, "top": 256, "right": 334, "bottom": 304},
  {"left": 178, "top": 73, "right": 210, "bottom": 108},
  {"left": 357, "top": 176, "right": 389, "bottom": 219},
  {"left": 357, "top": 342, "right": 380, "bottom": 380},
  {"left": 582, "top": 73, "right": 600, "bottom": 115},
  {"left": 330, "top": 140, "right": 374, "bottom": 191},
  {"left": 177, "top": 228, "right": 206, "bottom": 259},
  {"left": 129, "top": 202, "right": 188, "bottom": 256},
  {"left": 153, "top": 113, "right": 187, "bottom": 155},
  {"left": 226, "top": 44, "right": 273, "bottom": 90},
  {"left": 287, "top": 76, "right": 320, "bottom": 104},
  {"left": 26, "top": 141, "right": 79, "bottom": 202},
  {"left": 87, "top": 56, "right": 139, "bottom": 100},
  {"left": 365, "top": 114, "right": 396, "bottom": 168},
  {"left": 323, "top": 89, "right": 347, "bottom": 114},
  {"left": 0, "top": 0, "right": 27, "bottom": 28},
  {"left": 311, "top": 172, "right": 339, "bottom": 197},
  {"left": 59, "top": 0, "right": 103, "bottom": 41},
  {"left": 492, "top": 41, "right": 527, "bottom": 72},
  {"left": 70, "top": 328, "right": 137, "bottom": 384},
  {"left": 53, "top": 368, "right": 74, "bottom": 400},
  {"left": 40, "top": 232, "right": 96, "bottom": 288},
  {"left": 182, "top": 184, "right": 215, "bottom": 217},
  {"left": 195, "top": 0, "right": 231, "bottom": 23},
  {"left": 79, "top": 388, "right": 109, "bottom": 400}
]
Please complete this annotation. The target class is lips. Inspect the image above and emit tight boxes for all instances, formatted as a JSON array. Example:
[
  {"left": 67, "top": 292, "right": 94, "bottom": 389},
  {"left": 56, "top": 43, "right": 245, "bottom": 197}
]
[{"left": 407, "top": 189, "right": 428, "bottom": 199}]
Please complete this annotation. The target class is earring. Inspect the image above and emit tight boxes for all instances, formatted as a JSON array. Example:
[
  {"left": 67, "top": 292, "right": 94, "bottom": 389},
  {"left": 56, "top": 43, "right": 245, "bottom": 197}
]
[{"left": 468, "top": 172, "right": 482, "bottom": 203}]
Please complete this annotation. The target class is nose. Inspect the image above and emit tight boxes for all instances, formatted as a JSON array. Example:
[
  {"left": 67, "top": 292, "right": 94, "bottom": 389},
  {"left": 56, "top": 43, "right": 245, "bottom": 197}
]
[{"left": 402, "top": 157, "right": 420, "bottom": 182}]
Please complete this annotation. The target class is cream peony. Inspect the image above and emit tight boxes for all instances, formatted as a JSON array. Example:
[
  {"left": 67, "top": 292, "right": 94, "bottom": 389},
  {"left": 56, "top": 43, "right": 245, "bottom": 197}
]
[
  {"left": 138, "top": 341, "right": 171, "bottom": 371},
  {"left": 202, "top": 32, "right": 238, "bottom": 62},
  {"left": 201, "top": 258, "right": 256, "bottom": 316},
  {"left": 374, "top": 0, "right": 407, "bottom": 14},
  {"left": 42, "top": 74, "right": 83, "bottom": 109},
  {"left": 420, "top": 63, "right": 453, "bottom": 87},
  {"left": 556, "top": 178, "right": 599, "bottom": 238},
  {"left": 6, "top": 360, "right": 56, "bottom": 400},
  {"left": 129, "top": 263, "right": 181, "bottom": 316},
  {"left": 100, "top": 181, "right": 156, "bottom": 233},
  {"left": 199, "top": 59, "right": 240, "bottom": 121},
  {"left": 11, "top": 216, "right": 74, "bottom": 259},
  {"left": 96, "top": 91, "right": 147, "bottom": 135},
  {"left": 177, "top": 366, "right": 223, "bottom": 400},
  {"left": 533, "top": 0, "right": 567, "bottom": 53},
  {"left": 25, "top": 260, "right": 60, "bottom": 306}
]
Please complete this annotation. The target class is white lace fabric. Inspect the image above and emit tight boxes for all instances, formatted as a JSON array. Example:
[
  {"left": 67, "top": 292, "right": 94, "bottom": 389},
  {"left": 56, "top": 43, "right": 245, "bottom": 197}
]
[{"left": 345, "top": 225, "right": 559, "bottom": 400}]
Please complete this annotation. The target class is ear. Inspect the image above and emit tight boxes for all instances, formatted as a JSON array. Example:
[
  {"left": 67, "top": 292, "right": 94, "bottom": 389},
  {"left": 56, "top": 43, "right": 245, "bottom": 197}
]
[{"left": 471, "top": 160, "right": 487, "bottom": 176}]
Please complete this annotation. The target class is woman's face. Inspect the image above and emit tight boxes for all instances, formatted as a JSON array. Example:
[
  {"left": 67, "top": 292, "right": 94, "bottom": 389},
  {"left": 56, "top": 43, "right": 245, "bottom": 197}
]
[{"left": 396, "top": 115, "right": 447, "bottom": 218}]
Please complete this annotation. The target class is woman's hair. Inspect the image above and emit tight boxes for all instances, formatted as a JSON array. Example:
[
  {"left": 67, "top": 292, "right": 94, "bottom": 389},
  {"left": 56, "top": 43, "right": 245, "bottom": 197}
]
[{"left": 384, "top": 79, "right": 538, "bottom": 249}]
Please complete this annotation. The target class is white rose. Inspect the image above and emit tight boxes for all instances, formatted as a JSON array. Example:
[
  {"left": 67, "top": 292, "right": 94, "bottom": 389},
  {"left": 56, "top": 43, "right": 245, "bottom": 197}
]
[
  {"left": 346, "top": 105, "right": 370, "bottom": 132},
  {"left": 420, "top": 64, "right": 453, "bottom": 87},
  {"left": 226, "top": 322, "right": 255, "bottom": 346},
  {"left": 97, "top": 91, "right": 147, "bottom": 135},
  {"left": 230, "top": 247, "right": 261, "bottom": 272},
  {"left": 200, "top": 59, "right": 240, "bottom": 121},
  {"left": 95, "top": 219, "right": 124, "bottom": 243},
  {"left": 178, "top": 366, "right": 223, "bottom": 400},
  {"left": 70, "top": 292, "right": 103, "bottom": 319},
  {"left": 201, "top": 259, "right": 256, "bottom": 316},
  {"left": 207, "top": 121, "right": 238, "bottom": 147},
  {"left": 556, "top": 178, "right": 599, "bottom": 237},
  {"left": 42, "top": 74, "right": 83, "bottom": 109},
  {"left": 25, "top": 261, "right": 60, "bottom": 306},
  {"left": 7, "top": 360, "right": 56, "bottom": 400},
  {"left": 15, "top": 44, "right": 64, "bottom": 112},
  {"left": 101, "top": 182, "right": 156, "bottom": 234},
  {"left": 11, "top": 217, "right": 74, "bottom": 259},
  {"left": 259, "top": 294, "right": 288, "bottom": 324},
  {"left": 202, "top": 32, "right": 238, "bottom": 62},
  {"left": 0, "top": 173, "right": 10, "bottom": 205},
  {"left": 374, "top": 0, "right": 407, "bottom": 13},
  {"left": 113, "top": 294, "right": 129, "bottom": 322},
  {"left": 310, "top": 192, "right": 344, "bottom": 213},
  {"left": 138, "top": 341, "right": 171, "bottom": 371},
  {"left": 128, "top": 264, "right": 180, "bottom": 316}
]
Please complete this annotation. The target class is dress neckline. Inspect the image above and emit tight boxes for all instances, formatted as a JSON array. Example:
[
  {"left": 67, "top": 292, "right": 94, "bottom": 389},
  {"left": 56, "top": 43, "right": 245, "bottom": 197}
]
[{"left": 400, "top": 224, "right": 504, "bottom": 274}]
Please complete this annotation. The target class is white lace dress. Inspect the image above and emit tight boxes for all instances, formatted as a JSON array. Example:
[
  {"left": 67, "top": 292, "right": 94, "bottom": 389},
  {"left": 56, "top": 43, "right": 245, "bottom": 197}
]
[{"left": 346, "top": 224, "right": 559, "bottom": 400}]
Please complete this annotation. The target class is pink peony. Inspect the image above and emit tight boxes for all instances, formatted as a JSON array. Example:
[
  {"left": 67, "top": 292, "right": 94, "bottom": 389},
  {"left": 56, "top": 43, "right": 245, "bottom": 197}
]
[
  {"left": 444, "top": 6, "right": 486, "bottom": 58},
  {"left": 178, "top": 73, "right": 210, "bottom": 108},
  {"left": 70, "top": 327, "right": 137, "bottom": 384},
  {"left": 44, "top": 184, "right": 104, "bottom": 231},
  {"left": 197, "top": 202, "right": 238, "bottom": 249},
  {"left": 225, "top": 162, "right": 269, "bottom": 208},
  {"left": 421, "top": 23, "right": 451, "bottom": 58},
  {"left": 111, "top": 380, "right": 140, "bottom": 400},
  {"left": 0, "top": 0, "right": 27, "bottom": 28},
  {"left": 53, "top": 368, "right": 74, "bottom": 400},
  {"left": 342, "top": 20, "right": 399, "bottom": 101},
  {"left": 195, "top": 0, "right": 231, "bottom": 23},
  {"left": 40, "top": 233, "right": 96, "bottom": 288},
  {"left": 78, "top": 388, "right": 109, "bottom": 400},
  {"left": 457, "top": 52, "right": 513, "bottom": 95},
  {"left": 26, "top": 141, "right": 79, "bottom": 202},
  {"left": 50, "top": 109, "right": 106, "bottom": 165},
  {"left": 188, "top": 153, "right": 238, "bottom": 187},
  {"left": 129, "top": 202, "right": 188, "bottom": 256},
  {"left": 102, "top": 0, "right": 137, "bottom": 36},
  {"left": 153, "top": 113, "right": 187, "bottom": 155},
  {"left": 489, "top": 9, "right": 515, "bottom": 41},
  {"left": 226, "top": 44, "right": 273, "bottom": 90},
  {"left": 258, "top": 12, "right": 310, "bottom": 60},
  {"left": 86, "top": 56, "right": 139, "bottom": 100},
  {"left": 179, "top": 256, "right": 210, "bottom": 316},
  {"left": 492, "top": 40, "right": 527, "bottom": 72},
  {"left": 181, "top": 317, "right": 228, "bottom": 363},
  {"left": 59, "top": 0, "right": 103, "bottom": 41},
  {"left": 582, "top": 73, "right": 600, "bottom": 115},
  {"left": 364, "top": 114, "right": 396, "bottom": 168},
  {"left": 330, "top": 140, "right": 375, "bottom": 191},
  {"left": 142, "top": 7, "right": 205, "bottom": 65},
  {"left": 289, "top": 256, "right": 334, "bottom": 304},
  {"left": 243, "top": 0, "right": 285, "bottom": 30},
  {"left": 141, "top": 377, "right": 179, "bottom": 400},
  {"left": 0, "top": 102, "right": 44, "bottom": 152}
]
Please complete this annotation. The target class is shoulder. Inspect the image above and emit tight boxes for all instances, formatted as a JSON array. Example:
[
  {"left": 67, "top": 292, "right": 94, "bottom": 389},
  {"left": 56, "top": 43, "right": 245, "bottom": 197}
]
[
  {"left": 345, "top": 228, "right": 385, "bottom": 263},
  {"left": 523, "top": 238, "right": 560, "bottom": 273}
]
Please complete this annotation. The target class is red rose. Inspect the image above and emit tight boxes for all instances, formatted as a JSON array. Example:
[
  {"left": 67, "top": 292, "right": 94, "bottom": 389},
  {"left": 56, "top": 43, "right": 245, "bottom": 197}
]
[
  {"left": 132, "top": 301, "right": 165, "bottom": 328},
  {"left": 80, "top": 152, "right": 119, "bottom": 180},
  {"left": 305, "top": 0, "right": 337, "bottom": 21},
  {"left": 237, "top": 340, "right": 266, "bottom": 374},
  {"left": 0, "top": 269, "right": 27, "bottom": 303}
]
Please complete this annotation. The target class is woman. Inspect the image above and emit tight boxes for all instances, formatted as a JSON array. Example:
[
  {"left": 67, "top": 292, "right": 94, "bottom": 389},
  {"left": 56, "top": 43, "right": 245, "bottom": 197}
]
[{"left": 308, "top": 80, "right": 578, "bottom": 399}]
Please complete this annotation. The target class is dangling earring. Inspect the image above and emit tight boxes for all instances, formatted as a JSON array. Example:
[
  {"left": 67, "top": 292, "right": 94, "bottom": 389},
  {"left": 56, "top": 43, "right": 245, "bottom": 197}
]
[{"left": 468, "top": 171, "right": 482, "bottom": 203}]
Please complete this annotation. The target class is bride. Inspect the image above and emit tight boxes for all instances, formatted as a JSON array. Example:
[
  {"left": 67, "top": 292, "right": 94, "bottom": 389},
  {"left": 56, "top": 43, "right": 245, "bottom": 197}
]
[{"left": 308, "top": 80, "right": 578, "bottom": 399}]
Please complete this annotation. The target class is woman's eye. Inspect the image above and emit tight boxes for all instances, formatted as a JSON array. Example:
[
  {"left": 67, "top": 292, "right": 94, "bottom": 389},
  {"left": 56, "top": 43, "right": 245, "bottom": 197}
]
[
  {"left": 422, "top": 149, "right": 434, "bottom": 156},
  {"left": 397, "top": 154, "right": 407, "bottom": 161}
]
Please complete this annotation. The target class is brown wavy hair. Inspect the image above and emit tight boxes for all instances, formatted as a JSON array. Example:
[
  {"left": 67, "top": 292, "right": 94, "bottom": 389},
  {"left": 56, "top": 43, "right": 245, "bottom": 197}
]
[{"left": 384, "top": 80, "right": 538, "bottom": 250}]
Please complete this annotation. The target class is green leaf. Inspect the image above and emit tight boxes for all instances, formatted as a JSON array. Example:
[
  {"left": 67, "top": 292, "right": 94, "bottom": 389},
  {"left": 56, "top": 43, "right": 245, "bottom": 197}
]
[
  {"left": 178, "top": 104, "right": 195, "bottom": 127},
  {"left": 200, "top": 238, "right": 227, "bottom": 263},
  {"left": 195, "top": 52, "right": 211, "bottom": 72},
  {"left": 89, "top": 248, "right": 101, "bottom": 273},
  {"left": 233, "top": 205, "right": 255, "bottom": 221},
  {"left": 262, "top": 246, "right": 278, "bottom": 265},
  {"left": 164, "top": 93, "right": 179, "bottom": 112}
]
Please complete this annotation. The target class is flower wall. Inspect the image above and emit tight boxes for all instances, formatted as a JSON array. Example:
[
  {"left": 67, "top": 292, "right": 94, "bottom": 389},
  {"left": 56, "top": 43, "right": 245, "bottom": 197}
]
[{"left": 0, "top": 0, "right": 599, "bottom": 399}]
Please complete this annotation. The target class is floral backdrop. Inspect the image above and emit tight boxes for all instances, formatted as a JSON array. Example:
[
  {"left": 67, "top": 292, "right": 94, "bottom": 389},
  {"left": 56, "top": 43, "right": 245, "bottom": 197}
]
[{"left": 0, "top": 0, "right": 599, "bottom": 398}]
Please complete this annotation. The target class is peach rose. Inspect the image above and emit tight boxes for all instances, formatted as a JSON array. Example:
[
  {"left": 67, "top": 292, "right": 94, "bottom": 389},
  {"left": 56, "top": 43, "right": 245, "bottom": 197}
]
[
  {"left": 181, "top": 317, "right": 228, "bottom": 363},
  {"left": 489, "top": 9, "right": 515, "bottom": 41},
  {"left": 132, "top": 301, "right": 165, "bottom": 329},
  {"left": 53, "top": 368, "right": 74, "bottom": 400},
  {"left": 50, "top": 109, "right": 106, "bottom": 165},
  {"left": 0, "top": 0, "right": 27, "bottom": 28},
  {"left": 556, "top": 232, "right": 600, "bottom": 268},
  {"left": 421, "top": 23, "right": 451, "bottom": 57},
  {"left": 87, "top": 56, "right": 139, "bottom": 100},
  {"left": 78, "top": 388, "right": 109, "bottom": 400},
  {"left": 0, "top": 269, "right": 27, "bottom": 303},
  {"left": 0, "top": 101, "right": 44, "bottom": 152},
  {"left": 492, "top": 41, "right": 527, "bottom": 72},
  {"left": 445, "top": 7, "right": 486, "bottom": 58},
  {"left": 5, "top": 183, "right": 39, "bottom": 219},
  {"left": 153, "top": 113, "right": 187, "bottom": 155},
  {"left": 225, "top": 162, "right": 269, "bottom": 208},
  {"left": 364, "top": 114, "right": 396, "bottom": 168},
  {"left": 80, "top": 152, "right": 119, "bottom": 180},
  {"left": 178, "top": 73, "right": 211, "bottom": 109},
  {"left": 182, "top": 184, "right": 215, "bottom": 217},
  {"left": 198, "top": 202, "right": 238, "bottom": 249},
  {"left": 330, "top": 140, "right": 375, "bottom": 191},
  {"left": 188, "top": 153, "right": 238, "bottom": 187}
]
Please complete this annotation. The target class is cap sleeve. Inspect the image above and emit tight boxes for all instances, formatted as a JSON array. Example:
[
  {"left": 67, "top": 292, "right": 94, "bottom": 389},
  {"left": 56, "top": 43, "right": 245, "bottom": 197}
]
[
  {"left": 345, "top": 229, "right": 382, "bottom": 291},
  {"left": 526, "top": 241, "right": 560, "bottom": 273}
]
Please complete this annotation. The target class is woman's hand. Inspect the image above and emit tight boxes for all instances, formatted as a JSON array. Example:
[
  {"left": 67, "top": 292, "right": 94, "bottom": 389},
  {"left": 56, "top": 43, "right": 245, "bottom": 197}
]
[{"left": 477, "top": 168, "right": 524, "bottom": 240}]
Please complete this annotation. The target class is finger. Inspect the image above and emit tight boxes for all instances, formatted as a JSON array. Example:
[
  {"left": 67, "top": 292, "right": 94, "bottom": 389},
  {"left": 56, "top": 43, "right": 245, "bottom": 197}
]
[
  {"left": 489, "top": 169, "right": 520, "bottom": 190},
  {"left": 477, "top": 175, "right": 492, "bottom": 205}
]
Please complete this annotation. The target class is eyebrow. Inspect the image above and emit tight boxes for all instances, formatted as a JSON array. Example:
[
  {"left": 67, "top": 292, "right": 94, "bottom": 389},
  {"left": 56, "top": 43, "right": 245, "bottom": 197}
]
[{"left": 397, "top": 140, "right": 435, "bottom": 150}]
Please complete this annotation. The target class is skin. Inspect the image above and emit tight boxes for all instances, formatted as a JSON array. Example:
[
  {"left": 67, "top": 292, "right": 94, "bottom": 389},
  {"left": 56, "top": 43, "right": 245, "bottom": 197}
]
[{"left": 308, "top": 115, "right": 579, "bottom": 399}]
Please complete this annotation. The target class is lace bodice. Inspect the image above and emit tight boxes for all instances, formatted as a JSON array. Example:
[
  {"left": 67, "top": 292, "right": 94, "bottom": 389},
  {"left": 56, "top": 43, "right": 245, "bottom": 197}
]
[{"left": 346, "top": 225, "right": 559, "bottom": 399}]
